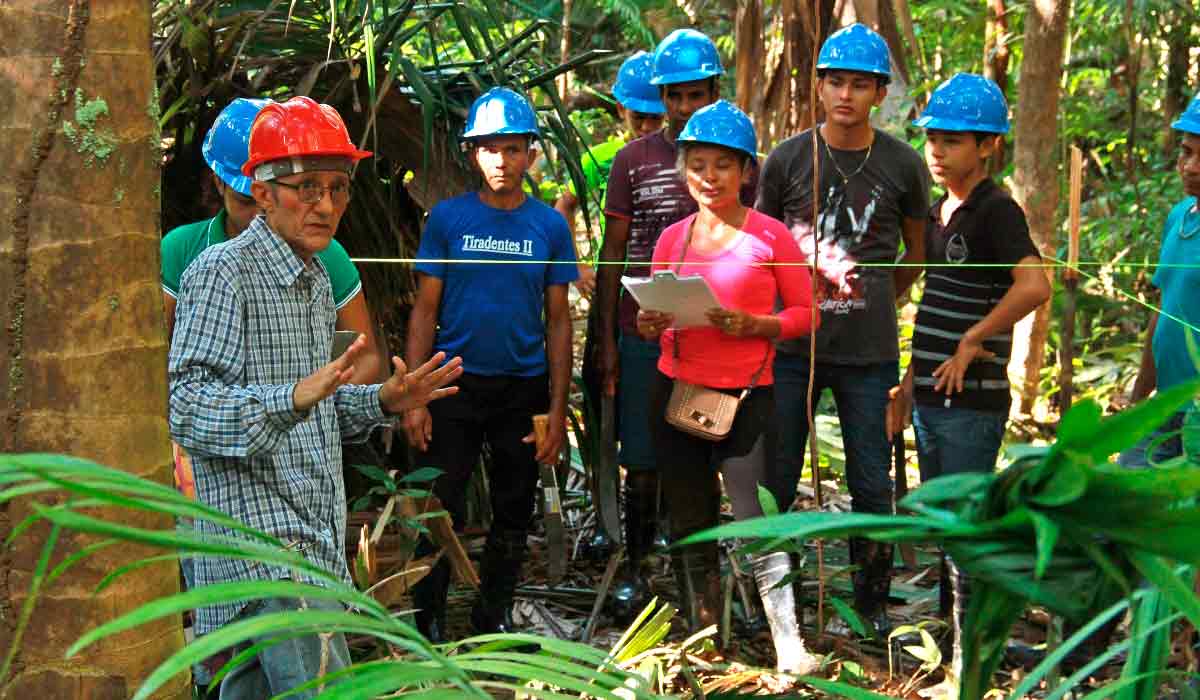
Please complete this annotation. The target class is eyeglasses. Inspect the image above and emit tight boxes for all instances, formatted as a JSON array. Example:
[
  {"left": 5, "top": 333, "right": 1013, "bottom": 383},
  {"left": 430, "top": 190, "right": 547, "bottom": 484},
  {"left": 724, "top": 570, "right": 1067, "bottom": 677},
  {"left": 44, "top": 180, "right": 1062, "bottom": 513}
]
[
  {"left": 631, "top": 112, "right": 664, "bottom": 122},
  {"left": 270, "top": 180, "right": 352, "bottom": 206}
]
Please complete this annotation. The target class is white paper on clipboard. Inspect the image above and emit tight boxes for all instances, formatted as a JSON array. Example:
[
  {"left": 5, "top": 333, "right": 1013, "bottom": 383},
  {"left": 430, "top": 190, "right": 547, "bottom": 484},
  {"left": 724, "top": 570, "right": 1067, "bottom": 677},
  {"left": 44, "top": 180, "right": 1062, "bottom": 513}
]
[{"left": 621, "top": 271, "right": 724, "bottom": 328}]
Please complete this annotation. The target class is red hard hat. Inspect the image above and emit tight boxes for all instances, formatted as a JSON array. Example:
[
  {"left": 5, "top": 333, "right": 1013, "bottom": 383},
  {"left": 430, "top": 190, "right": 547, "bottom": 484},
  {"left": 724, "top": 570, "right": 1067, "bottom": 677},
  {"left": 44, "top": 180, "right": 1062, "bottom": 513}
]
[{"left": 241, "top": 96, "right": 372, "bottom": 177}]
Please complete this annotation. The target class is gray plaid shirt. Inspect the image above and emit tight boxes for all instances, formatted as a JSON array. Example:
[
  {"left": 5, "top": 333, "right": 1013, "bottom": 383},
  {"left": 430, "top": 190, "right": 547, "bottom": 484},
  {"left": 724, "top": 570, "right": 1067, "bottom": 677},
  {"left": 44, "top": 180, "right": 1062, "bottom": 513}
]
[{"left": 168, "top": 216, "right": 387, "bottom": 635}]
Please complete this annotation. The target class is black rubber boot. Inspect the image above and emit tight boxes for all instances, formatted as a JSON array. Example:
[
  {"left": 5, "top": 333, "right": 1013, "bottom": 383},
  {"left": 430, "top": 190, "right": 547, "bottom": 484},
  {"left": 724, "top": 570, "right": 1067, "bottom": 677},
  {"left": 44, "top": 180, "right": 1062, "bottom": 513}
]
[
  {"left": 754, "top": 552, "right": 820, "bottom": 674},
  {"left": 671, "top": 546, "right": 722, "bottom": 636},
  {"left": 413, "top": 557, "right": 451, "bottom": 643},
  {"left": 470, "top": 529, "right": 527, "bottom": 634},
  {"left": 609, "top": 472, "right": 657, "bottom": 623},
  {"left": 850, "top": 537, "right": 894, "bottom": 639}
]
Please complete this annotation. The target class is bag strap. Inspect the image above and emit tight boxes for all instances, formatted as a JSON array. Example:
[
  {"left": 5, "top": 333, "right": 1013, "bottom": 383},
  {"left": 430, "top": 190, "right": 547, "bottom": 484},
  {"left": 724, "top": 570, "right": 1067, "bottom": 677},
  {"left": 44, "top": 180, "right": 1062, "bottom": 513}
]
[
  {"left": 671, "top": 217, "right": 771, "bottom": 399},
  {"left": 669, "top": 220, "right": 697, "bottom": 371}
]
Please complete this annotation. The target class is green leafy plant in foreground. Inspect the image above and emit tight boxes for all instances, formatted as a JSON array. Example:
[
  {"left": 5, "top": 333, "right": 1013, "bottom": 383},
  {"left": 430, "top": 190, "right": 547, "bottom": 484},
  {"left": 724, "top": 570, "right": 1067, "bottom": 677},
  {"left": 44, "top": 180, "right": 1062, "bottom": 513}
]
[
  {"left": 0, "top": 453, "right": 660, "bottom": 700},
  {"left": 684, "top": 380, "right": 1200, "bottom": 700}
]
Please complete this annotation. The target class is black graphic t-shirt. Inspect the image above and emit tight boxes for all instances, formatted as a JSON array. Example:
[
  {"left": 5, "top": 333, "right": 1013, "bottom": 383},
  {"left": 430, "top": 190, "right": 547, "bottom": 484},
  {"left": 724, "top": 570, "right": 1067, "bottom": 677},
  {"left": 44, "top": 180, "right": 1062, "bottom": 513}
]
[
  {"left": 912, "top": 178, "right": 1039, "bottom": 413},
  {"left": 756, "top": 127, "right": 929, "bottom": 364}
]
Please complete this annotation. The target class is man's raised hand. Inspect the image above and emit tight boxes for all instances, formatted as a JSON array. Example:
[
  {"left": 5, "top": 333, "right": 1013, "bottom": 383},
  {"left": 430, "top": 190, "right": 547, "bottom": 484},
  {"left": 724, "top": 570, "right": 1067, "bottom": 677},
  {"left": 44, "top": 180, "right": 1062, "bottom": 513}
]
[
  {"left": 379, "top": 352, "right": 464, "bottom": 415},
  {"left": 293, "top": 333, "right": 367, "bottom": 412}
]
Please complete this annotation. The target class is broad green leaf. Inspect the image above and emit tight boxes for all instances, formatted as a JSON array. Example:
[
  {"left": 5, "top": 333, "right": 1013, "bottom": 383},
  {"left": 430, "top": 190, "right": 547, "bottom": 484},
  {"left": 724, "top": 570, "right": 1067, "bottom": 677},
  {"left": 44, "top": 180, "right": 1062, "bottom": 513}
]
[
  {"left": 1028, "top": 510, "right": 1061, "bottom": 579},
  {"left": 1128, "top": 552, "right": 1200, "bottom": 628},
  {"left": 757, "top": 484, "right": 780, "bottom": 517},
  {"left": 829, "top": 597, "right": 870, "bottom": 639}
]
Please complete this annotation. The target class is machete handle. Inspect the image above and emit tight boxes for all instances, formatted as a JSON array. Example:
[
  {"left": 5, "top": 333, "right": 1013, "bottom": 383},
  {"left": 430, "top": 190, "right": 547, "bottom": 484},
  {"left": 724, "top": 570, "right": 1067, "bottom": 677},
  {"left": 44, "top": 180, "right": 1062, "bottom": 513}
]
[{"left": 532, "top": 413, "right": 550, "bottom": 452}]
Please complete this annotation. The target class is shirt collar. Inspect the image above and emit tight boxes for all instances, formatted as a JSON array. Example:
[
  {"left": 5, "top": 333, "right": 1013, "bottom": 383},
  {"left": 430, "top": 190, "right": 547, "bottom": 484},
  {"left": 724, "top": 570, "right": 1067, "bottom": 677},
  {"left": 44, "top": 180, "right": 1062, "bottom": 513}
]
[
  {"left": 205, "top": 209, "right": 230, "bottom": 246},
  {"left": 929, "top": 177, "right": 998, "bottom": 221},
  {"left": 244, "top": 215, "right": 309, "bottom": 288}
]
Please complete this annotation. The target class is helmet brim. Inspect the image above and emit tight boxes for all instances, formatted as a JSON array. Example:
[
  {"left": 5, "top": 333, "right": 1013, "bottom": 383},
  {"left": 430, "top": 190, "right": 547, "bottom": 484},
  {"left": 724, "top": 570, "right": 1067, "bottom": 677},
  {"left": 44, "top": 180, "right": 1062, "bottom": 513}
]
[
  {"left": 461, "top": 126, "right": 542, "bottom": 141},
  {"left": 614, "top": 94, "right": 666, "bottom": 114},
  {"left": 816, "top": 63, "right": 891, "bottom": 83},
  {"left": 912, "top": 115, "right": 1008, "bottom": 134},
  {"left": 241, "top": 147, "right": 372, "bottom": 178},
  {"left": 1172, "top": 117, "right": 1200, "bottom": 135},
  {"left": 649, "top": 67, "right": 724, "bottom": 86},
  {"left": 211, "top": 161, "right": 255, "bottom": 196}
]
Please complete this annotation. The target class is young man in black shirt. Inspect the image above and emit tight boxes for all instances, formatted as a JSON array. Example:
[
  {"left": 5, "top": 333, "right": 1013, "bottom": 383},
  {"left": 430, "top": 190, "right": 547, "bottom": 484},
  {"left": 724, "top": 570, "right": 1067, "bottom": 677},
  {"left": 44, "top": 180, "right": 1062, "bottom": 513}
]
[
  {"left": 756, "top": 23, "right": 928, "bottom": 635},
  {"left": 887, "top": 73, "right": 1050, "bottom": 677}
]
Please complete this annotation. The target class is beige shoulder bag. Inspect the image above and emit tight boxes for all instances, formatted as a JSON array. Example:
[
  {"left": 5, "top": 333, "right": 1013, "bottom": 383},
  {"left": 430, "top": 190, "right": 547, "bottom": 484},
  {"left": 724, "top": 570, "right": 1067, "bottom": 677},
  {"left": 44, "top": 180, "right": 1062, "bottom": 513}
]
[{"left": 663, "top": 223, "right": 769, "bottom": 442}]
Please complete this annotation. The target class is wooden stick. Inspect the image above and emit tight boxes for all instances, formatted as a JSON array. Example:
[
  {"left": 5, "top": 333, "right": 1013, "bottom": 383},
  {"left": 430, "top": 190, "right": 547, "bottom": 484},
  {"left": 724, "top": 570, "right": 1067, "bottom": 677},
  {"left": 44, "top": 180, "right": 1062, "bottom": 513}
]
[
  {"left": 1059, "top": 146, "right": 1084, "bottom": 410},
  {"left": 1066, "top": 146, "right": 1083, "bottom": 281}
]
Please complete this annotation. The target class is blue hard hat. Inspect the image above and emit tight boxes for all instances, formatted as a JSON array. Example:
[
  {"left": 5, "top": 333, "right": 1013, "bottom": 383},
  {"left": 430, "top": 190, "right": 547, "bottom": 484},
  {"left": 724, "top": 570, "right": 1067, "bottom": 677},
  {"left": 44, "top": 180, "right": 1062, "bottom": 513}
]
[
  {"left": 1173, "top": 92, "right": 1200, "bottom": 135},
  {"left": 677, "top": 100, "right": 757, "bottom": 162},
  {"left": 203, "top": 97, "right": 271, "bottom": 196},
  {"left": 913, "top": 73, "right": 1010, "bottom": 134},
  {"left": 650, "top": 29, "right": 724, "bottom": 86},
  {"left": 613, "top": 51, "right": 665, "bottom": 114},
  {"left": 462, "top": 87, "right": 541, "bottom": 140},
  {"left": 817, "top": 23, "right": 891, "bottom": 82}
]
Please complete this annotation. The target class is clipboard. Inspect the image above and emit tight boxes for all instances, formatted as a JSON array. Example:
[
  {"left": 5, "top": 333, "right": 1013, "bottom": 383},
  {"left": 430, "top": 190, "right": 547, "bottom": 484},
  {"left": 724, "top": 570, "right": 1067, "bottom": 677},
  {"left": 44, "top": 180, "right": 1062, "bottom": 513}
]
[{"left": 620, "top": 270, "right": 724, "bottom": 328}]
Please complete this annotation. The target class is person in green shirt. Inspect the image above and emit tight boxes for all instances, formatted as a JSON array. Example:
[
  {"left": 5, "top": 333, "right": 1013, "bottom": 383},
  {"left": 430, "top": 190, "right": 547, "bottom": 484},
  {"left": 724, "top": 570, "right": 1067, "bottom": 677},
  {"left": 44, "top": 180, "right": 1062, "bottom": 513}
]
[
  {"left": 161, "top": 97, "right": 384, "bottom": 385},
  {"left": 554, "top": 51, "right": 665, "bottom": 297}
]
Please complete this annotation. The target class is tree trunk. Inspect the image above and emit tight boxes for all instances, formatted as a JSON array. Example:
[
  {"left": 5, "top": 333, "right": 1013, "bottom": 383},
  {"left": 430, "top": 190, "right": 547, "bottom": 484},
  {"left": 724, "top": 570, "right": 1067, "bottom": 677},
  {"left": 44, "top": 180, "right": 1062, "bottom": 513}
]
[
  {"left": 1008, "top": 0, "right": 1072, "bottom": 417},
  {"left": 735, "top": 0, "right": 764, "bottom": 115},
  {"left": 984, "top": 0, "right": 1010, "bottom": 175},
  {"left": 558, "top": 0, "right": 572, "bottom": 101},
  {"left": 1162, "top": 20, "right": 1191, "bottom": 157},
  {"left": 0, "top": 2, "right": 188, "bottom": 698},
  {"left": 759, "top": 0, "right": 836, "bottom": 146}
]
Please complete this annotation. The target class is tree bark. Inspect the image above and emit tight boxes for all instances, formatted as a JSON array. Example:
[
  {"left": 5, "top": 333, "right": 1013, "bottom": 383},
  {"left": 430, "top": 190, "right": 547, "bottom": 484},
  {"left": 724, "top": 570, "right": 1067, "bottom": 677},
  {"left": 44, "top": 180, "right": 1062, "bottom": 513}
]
[
  {"left": 1162, "top": 20, "right": 1192, "bottom": 157},
  {"left": 558, "top": 0, "right": 573, "bottom": 101},
  {"left": 0, "top": 1, "right": 188, "bottom": 697},
  {"left": 1009, "top": 0, "right": 1073, "bottom": 417},
  {"left": 984, "top": 0, "right": 1010, "bottom": 174},
  {"left": 735, "top": 0, "right": 764, "bottom": 115},
  {"left": 759, "top": 0, "right": 836, "bottom": 146}
]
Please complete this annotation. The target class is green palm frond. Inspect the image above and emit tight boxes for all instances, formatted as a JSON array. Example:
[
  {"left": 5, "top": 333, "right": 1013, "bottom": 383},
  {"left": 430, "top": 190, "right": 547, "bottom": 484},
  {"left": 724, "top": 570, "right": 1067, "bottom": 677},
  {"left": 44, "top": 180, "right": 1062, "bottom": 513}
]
[
  {"left": 0, "top": 452, "right": 661, "bottom": 699},
  {"left": 682, "top": 380, "right": 1200, "bottom": 700}
]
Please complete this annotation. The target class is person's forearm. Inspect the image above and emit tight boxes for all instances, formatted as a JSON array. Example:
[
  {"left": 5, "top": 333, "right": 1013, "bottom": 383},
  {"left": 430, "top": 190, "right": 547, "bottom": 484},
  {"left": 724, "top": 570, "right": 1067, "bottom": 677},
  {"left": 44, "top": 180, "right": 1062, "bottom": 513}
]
[
  {"left": 1131, "top": 313, "right": 1159, "bottom": 401},
  {"left": 752, "top": 315, "right": 783, "bottom": 338},
  {"left": 961, "top": 274, "right": 1050, "bottom": 346},
  {"left": 546, "top": 306, "right": 572, "bottom": 419},
  {"left": 893, "top": 248, "right": 924, "bottom": 300},
  {"left": 596, "top": 227, "right": 626, "bottom": 347},
  {"left": 405, "top": 307, "right": 438, "bottom": 375}
]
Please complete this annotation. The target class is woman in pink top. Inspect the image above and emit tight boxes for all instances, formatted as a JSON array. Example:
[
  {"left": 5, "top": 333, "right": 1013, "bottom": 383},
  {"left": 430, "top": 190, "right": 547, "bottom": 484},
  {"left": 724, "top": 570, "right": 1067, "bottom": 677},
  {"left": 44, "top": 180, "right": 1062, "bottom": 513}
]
[{"left": 636, "top": 101, "right": 818, "bottom": 675}]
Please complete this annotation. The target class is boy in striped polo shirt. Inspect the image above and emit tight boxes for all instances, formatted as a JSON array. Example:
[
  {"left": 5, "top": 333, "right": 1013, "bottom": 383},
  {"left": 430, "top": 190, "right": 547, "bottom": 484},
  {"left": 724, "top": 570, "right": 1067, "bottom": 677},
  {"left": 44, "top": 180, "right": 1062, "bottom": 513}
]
[{"left": 887, "top": 73, "right": 1050, "bottom": 678}]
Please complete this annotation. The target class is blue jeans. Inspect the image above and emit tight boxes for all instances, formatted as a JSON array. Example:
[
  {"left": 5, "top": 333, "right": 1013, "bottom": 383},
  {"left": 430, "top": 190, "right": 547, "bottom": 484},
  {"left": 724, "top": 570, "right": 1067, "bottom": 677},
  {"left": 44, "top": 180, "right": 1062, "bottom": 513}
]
[
  {"left": 1117, "top": 410, "right": 1187, "bottom": 469},
  {"left": 773, "top": 356, "right": 899, "bottom": 514},
  {"left": 912, "top": 405, "right": 1006, "bottom": 482},
  {"left": 619, "top": 334, "right": 662, "bottom": 472},
  {"left": 219, "top": 594, "right": 351, "bottom": 700}
]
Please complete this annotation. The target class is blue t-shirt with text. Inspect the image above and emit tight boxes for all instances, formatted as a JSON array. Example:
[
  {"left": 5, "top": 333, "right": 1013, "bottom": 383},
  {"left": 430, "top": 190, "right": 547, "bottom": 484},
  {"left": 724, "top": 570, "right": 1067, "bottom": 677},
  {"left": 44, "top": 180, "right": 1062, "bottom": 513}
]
[
  {"left": 1152, "top": 197, "right": 1200, "bottom": 391},
  {"left": 415, "top": 192, "right": 578, "bottom": 376}
]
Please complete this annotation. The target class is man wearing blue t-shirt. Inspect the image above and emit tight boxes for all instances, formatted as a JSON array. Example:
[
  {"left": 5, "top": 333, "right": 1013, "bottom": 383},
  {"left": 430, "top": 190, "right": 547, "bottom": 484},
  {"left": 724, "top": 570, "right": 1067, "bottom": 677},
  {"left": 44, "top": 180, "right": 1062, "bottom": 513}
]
[
  {"left": 1122, "top": 93, "right": 1200, "bottom": 467},
  {"left": 404, "top": 88, "right": 578, "bottom": 641}
]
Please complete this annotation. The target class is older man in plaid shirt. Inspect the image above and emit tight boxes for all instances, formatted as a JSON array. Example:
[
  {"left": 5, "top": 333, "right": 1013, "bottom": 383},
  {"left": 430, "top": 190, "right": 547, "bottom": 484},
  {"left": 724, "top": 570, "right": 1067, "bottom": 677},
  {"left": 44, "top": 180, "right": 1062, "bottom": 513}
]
[{"left": 168, "top": 96, "right": 462, "bottom": 699}]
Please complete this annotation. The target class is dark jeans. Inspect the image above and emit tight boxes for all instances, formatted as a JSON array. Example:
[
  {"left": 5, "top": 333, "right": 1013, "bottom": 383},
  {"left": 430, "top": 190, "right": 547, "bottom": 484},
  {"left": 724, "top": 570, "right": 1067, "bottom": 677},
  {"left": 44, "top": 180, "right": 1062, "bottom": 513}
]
[
  {"left": 619, "top": 334, "right": 662, "bottom": 472},
  {"left": 773, "top": 355, "right": 899, "bottom": 514},
  {"left": 912, "top": 404, "right": 1006, "bottom": 482},
  {"left": 649, "top": 371, "right": 775, "bottom": 543},
  {"left": 415, "top": 372, "right": 549, "bottom": 532},
  {"left": 219, "top": 595, "right": 351, "bottom": 700}
]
